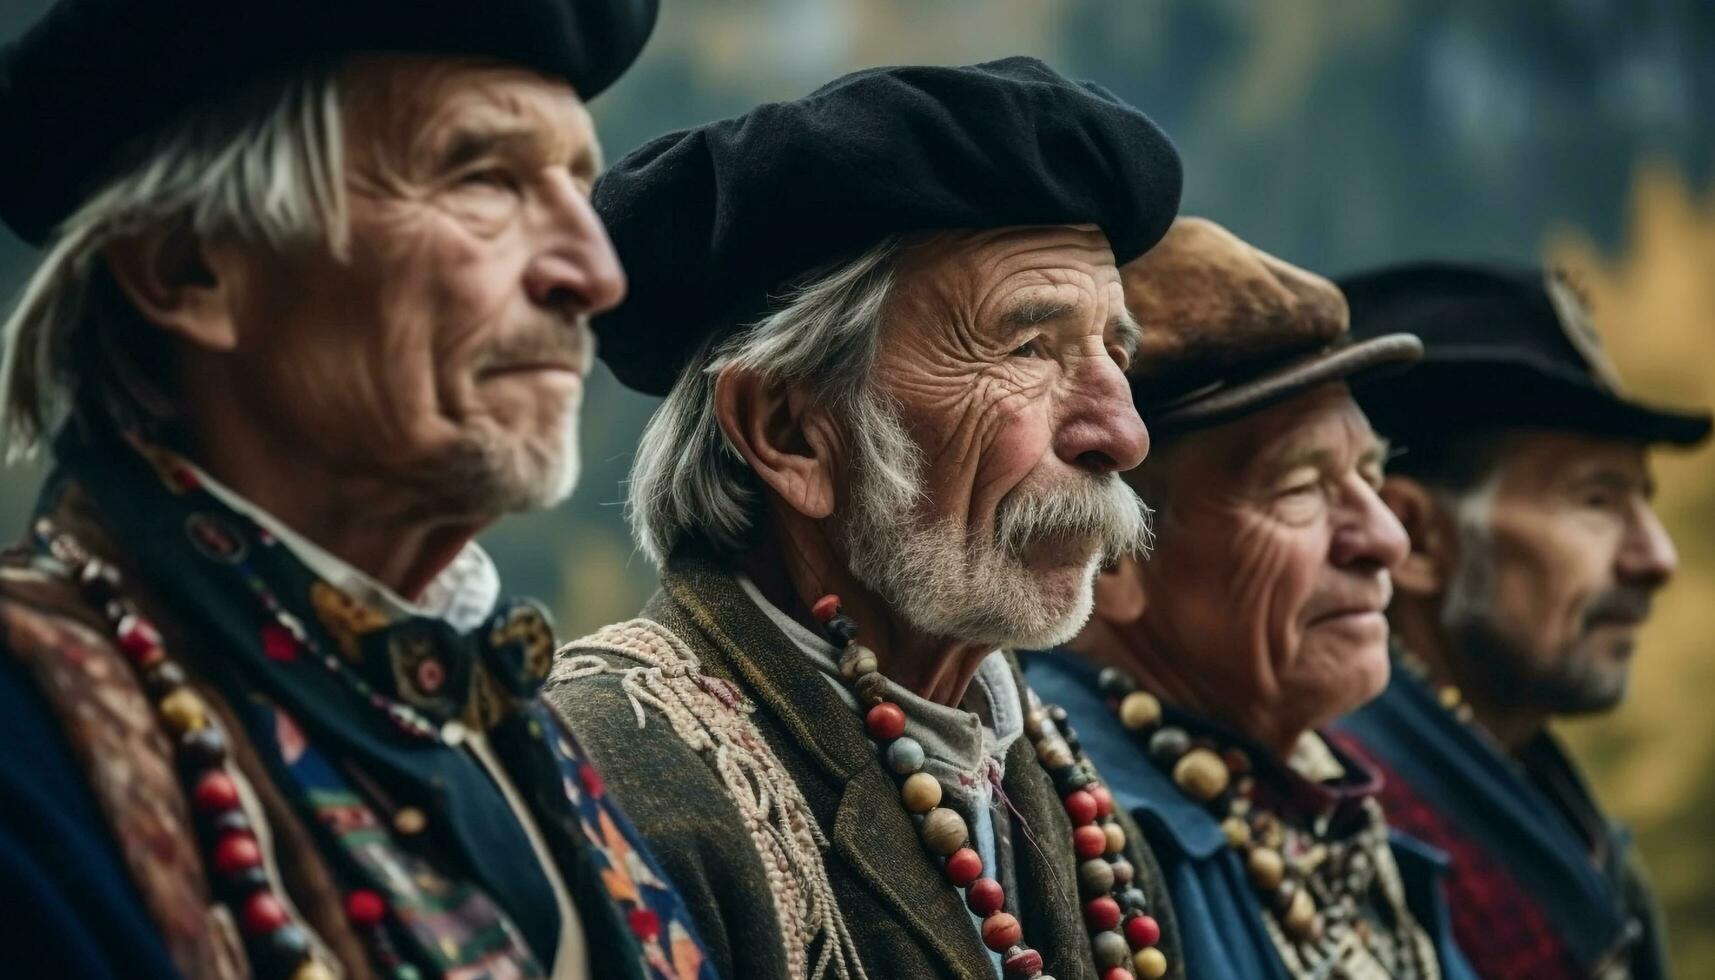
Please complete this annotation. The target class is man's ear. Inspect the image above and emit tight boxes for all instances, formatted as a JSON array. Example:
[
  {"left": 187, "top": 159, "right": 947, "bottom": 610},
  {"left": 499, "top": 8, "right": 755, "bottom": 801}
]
[
  {"left": 1378, "top": 476, "right": 1454, "bottom": 597},
  {"left": 713, "top": 367, "right": 840, "bottom": 520},
  {"left": 101, "top": 226, "right": 239, "bottom": 352},
  {"left": 1093, "top": 553, "right": 1149, "bottom": 626}
]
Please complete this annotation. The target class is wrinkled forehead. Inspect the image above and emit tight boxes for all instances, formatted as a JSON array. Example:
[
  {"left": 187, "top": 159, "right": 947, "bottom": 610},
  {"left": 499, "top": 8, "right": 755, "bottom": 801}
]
[
  {"left": 888, "top": 223, "right": 1123, "bottom": 326},
  {"left": 336, "top": 54, "right": 598, "bottom": 172}
]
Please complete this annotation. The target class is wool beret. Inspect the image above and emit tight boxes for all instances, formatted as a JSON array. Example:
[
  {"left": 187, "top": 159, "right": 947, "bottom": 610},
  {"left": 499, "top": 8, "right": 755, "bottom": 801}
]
[
  {"left": 1120, "top": 217, "right": 1421, "bottom": 437},
  {"left": 0, "top": 0, "right": 659, "bottom": 245},
  {"left": 1341, "top": 261, "right": 1711, "bottom": 447},
  {"left": 591, "top": 55, "right": 1183, "bottom": 395}
]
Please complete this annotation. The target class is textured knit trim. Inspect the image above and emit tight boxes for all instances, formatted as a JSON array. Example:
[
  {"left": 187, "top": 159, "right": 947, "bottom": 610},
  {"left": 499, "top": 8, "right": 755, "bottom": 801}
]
[{"left": 552, "top": 619, "right": 867, "bottom": 980}]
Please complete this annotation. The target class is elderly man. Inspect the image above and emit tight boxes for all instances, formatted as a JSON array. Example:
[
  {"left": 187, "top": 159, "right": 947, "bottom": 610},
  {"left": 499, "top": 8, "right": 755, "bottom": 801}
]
[
  {"left": 1332, "top": 264, "right": 1709, "bottom": 980},
  {"left": 1024, "top": 218, "right": 1477, "bottom": 980},
  {"left": 546, "top": 58, "right": 1184, "bottom": 980},
  {"left": 0, "top": 2, "right": 714, "bottom": 979}
]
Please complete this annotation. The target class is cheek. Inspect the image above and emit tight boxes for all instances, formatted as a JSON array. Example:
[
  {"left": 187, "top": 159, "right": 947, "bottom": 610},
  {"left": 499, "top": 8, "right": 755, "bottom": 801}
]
[
  {"left": 1227, "top": 518, "right": 1321, "bottom": 659},
  {"left": 1488, "top": 518, "right": 1613, "bottom": 652},
  {"left": 900, "top": 364, "right": 1051, "bottom": 525}
]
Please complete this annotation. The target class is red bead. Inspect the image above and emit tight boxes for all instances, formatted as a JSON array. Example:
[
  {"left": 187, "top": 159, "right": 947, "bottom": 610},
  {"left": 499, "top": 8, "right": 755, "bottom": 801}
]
[
  {"left": 344, "top": 889, "right": 386, "bottom": 928},
  {"left": 1103, "top": 969, "right": 1132, "bottom": 980},
  {"left": 1090, "top": 784, "right": 1115, "bottom": 818},
  {"left": 1002, "top": 947, "right": 1044, "bottom": 978},
  {"left": 1126, "top": 913, "right": 1162, "bottom": 950},
  {"left": 967, "top": 877, "right": 1005, "bottom": 916},
  {"left": 981, "top": 912, "right": 1022, "bottom": 953},
  {"left": 865, "top": 702, "right": 906, "bottom": 740},
  {"left": 260, "top": 624, "right": 298, "bottom": 662},
  {"left": 811, "top": 595, "right": 841, "bottom": 623},
  {"left": 116, "top": 615, "right": 164, "bottom": 667},
  {"left": 192, "top": 770, "right": 241, "bottom": 813},
  {"left": 1063, "top": 789, "right": 1098, "bottom": 826},
  {"left": 1084, "top": 895, "right": 1122, "bottom": 932},
  {"left": 212, "top": 832, "right": 262, "bottom": 875},
  {"left": 240, "top": 891, "right": 290, "bottom": 936},
  {"left": 1073, "top": 823, "right": 1108, "bottom": 859},
  {"left": 945, "top": 847, "right": 983, "bottom": 887}
]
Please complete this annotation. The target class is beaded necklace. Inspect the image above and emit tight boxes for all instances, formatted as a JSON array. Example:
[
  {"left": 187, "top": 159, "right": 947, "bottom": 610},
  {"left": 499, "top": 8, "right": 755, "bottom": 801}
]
[
  {"left": 36, "top": 518, "right": 339, "bottom": 980},
  {"left": 1093, "top": 665, "right": 1440, "bottom": 980},
  {"left": 809, "top": 595, "right": 1171, "bottom": 980}
]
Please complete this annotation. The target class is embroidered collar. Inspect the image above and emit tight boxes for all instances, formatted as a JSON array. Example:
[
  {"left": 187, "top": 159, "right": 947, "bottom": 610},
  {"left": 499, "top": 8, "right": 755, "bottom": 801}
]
[{"left": 189, "top": 460, "right": 500, "bottom": 632}]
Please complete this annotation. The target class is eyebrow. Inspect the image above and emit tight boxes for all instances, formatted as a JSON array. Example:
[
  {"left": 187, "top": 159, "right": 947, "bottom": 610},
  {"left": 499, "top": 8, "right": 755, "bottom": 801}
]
[
  {"left": 996, "top": 300, "right": 1143, "bottom": 360},
  {"left": 431, "top": 124, "right": 601, "bottom": 181}
]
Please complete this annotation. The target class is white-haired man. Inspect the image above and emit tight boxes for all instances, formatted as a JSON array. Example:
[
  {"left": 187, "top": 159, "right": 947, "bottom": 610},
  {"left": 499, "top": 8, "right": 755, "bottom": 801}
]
[
  {"left": 1023, "top": 219, "right": 1478, "bottom": 980},
  {"left": 0, "top": 2, "right": 714, "bottom": 978},
  {"left": 546, "top": 58, "right": 1186, "bottom": 980}
]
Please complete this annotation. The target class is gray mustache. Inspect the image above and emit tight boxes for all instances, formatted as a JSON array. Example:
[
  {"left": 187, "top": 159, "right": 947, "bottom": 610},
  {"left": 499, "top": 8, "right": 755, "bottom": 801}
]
[
  {"left": 1582, "top": 586, "right": 1654, "bottom": 627},
  {"left": 994, "top": 475, "right": 1153, "bottom": 561}
]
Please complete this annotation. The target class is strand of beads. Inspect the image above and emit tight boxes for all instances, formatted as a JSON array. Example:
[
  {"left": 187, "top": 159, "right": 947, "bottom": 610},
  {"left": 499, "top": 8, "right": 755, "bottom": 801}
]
[
  {"left": 811, "top": 595, "right": 1169, "bottom": 980},
  {"left": 1095, "top": 666, "right": 1321, "bottom": 944},
  {"left": 1026, "top": 702, "right": 1170, "bottom": 980},
  {"left": 40, "top": 521, "right": 333, "bottom": 980}
]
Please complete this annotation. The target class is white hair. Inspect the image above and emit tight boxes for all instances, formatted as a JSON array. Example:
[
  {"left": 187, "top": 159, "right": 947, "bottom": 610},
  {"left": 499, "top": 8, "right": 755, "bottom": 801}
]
[
  {"left": 626, "top": 238, "right": 908, "bottom": 566},
  {"left": 0, "top": 66, "right": 347, "bottom": 459}
]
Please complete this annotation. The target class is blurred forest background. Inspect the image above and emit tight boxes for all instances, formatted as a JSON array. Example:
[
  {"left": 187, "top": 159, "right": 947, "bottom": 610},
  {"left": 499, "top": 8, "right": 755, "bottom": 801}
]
[{"left": 2, "top": 0, "right": 1712, "bottom": 971}]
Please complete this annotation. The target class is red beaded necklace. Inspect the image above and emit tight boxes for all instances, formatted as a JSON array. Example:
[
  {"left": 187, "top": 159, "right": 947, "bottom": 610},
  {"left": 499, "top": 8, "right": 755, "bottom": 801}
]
[{"left": 810, "top": 595, "right": 1170, "bottom": 980}]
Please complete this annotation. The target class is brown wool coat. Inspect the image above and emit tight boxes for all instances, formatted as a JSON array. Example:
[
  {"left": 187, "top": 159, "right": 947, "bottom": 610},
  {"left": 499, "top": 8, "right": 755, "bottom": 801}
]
[{"left": 545, "top": 548, "right": 1183, "bottom": 980}]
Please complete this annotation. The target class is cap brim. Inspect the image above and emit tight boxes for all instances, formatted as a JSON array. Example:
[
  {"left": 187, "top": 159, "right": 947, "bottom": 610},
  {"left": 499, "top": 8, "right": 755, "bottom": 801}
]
[
  {"left": 1147, "top": 333, "right": 1425, "bottom": 436},
  {"left": 1356, "top": 355, "right": 1713, "bottom": 448}
]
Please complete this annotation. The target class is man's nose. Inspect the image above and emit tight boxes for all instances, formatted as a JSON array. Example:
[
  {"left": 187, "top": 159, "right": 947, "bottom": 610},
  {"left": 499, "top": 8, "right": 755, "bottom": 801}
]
[
  {"left": 1053, "top": 348, "right": 1150, "bottom": 475},
  {"left": 524, "top": 176, "right": 627, "bottom": 319},
  {"left": 1332, "top": 481, "right": 1411, "bottom": 572},
  {"left": 1618, "top": 501, "right": 1679, "bottom": 589}
]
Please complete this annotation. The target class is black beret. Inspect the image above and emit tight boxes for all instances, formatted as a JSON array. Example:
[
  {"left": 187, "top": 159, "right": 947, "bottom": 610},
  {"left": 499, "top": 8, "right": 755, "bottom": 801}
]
[
  {"left": 0, "top": 0, "right": 659, "bottom": 245},
  {"left": 1341, "top": 261, "right": 1710, "bottom": 449},
  {"left": 591, "top": 55, "right": 1183, "bottom": 395}
]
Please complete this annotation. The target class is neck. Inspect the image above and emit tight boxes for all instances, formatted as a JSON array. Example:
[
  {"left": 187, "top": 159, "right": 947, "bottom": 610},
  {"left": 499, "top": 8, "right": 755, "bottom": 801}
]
[
  {"left": 744, "top": 519, "right": 991, "bottom": 708},
  {"left": 1391, "top": 600, "right": 1548, "bottom": 753},
  {"left": 1069, "top": 616, "right": 1309, "bottom": 758},
  {"left": 177, "top": 413, "right": 487, "bottom": 602}
]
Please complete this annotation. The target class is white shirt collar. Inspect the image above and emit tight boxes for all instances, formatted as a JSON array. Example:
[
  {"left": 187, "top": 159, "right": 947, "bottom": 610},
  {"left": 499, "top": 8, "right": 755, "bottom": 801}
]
[{"left": 190, "top": 463, "right": 500, "bottom": 633}]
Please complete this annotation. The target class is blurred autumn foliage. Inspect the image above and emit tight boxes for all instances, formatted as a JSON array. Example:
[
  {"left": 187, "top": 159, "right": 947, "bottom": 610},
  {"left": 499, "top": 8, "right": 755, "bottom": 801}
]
[{"left": 1550, "top": 164, "right": 1715, "bottom": 976}]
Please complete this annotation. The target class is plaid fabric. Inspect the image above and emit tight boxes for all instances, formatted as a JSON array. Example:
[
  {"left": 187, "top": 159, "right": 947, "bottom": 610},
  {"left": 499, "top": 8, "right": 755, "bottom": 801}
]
[{"left": 1333, "top": 732, "right": 1584, "bottom": 980}]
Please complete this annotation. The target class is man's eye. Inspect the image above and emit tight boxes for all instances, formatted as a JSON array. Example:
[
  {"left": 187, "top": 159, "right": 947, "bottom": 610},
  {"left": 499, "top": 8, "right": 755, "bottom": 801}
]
[
  {"left": 458, "top": 167, "right": 520, "bottom": 191},
  {"left": 1011, "top": 338, "right": 1046, "bottom": 358}
]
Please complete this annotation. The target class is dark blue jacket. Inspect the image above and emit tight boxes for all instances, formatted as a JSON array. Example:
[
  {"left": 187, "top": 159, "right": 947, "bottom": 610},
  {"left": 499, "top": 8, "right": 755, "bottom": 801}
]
[
  {"left": 1024, "top": 650, "right": 1477, "bottom": 980},
  {"left": 1336, "top": 662, "right": 1668, "bottom": 980}
]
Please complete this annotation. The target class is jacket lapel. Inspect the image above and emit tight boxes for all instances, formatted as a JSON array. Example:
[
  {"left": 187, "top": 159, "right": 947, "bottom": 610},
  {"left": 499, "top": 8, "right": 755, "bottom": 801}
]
[{"left": 657, "top": 551, "right": 994, "bottom": 977}]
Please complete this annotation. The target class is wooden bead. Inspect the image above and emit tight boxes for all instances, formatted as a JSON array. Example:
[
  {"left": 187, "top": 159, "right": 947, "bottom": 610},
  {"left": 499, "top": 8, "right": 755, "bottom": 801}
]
[
  {"left": 1171, "top": 747, "right": 1229, "bottom": 802},
  {"left": 1077, "top": 858, "right": 1115, "bottom": 898},
  {"left": 840, "top": 644, "right": 879, "bottom": 682},
  {"left": 853, "top": 671, "right": 890, "bottom": 706},
  {"left": 921, "top": 807, "right": 968, "bottom": 856},
  {"left": 1133, "top": 947, "right": 1169, "bottom": 979},
  {"left": 981, "top": 912, "right": 1022, "bottom": 953},
  {"left": 1089, "top": 784, "right": 1115, "bottom": 818},
  {"left": 902, "top": 772, "right": 943, "bottom": 813},
  {"left": 967, "top": 877, "right": 1005, "bottom": 916},
  {"left": 241, "top": 891, "right": 290, "bottom": 936},
  {"left": 1073, "top": 824, "right": 1108, "bottom": 859},
  {"left": 886, "top": 737, "right": 925, "bottom": 774},
  {"left": 945, "top": 847, "right": 983, "bottom": 887},
  {"left": 1282, "top": 888, "right": 1317, "bottom": 938},
  {"left": 116, "top": 614, "right": 163, "bottom": 666},
  {"left": 290, "top": 962, "right": 337, "bottom": 980},
  {"left": 1084, "top": 895, "right": 1121, "bottom": 932},
  {"left": 1102, "top": 970, "right": 1131, "bottom": 980},
  {"left": 212, "top": 832, "right": 262, "bottom": 875},
  {"left": 1103, "top": 822, "right": 1126, "bottom": 855},
  {"left": 1097, "top": 666, "right": 1137, "bottom": 697},
  {"left": 1002, "top": 947, "right": 1044, "bottom": 979},
  {"left": 192, "top": 769, "right": 241, "bottom": 814},
  {"left": 1125, "top": 913, "right": 1161, "bottom": 949},
  {"left": 1036, "top": 738, "right": 1074, "bottom": 770},
  {"left": 1221, "top": 816, "right": 1251, "bottom": 848},
  {"left": 158, "top": 688, "right": 208, "bottom": 735},
  {"left": 866, "top": 702, "right": 906, "bottom": 740},
  {"left": 1147, "top": 727, "right": 1191, "bottom": 767},
  {"left": 1023, "top": 707, "right": 1050, "bottom": 739},
  {"left": 1090, "top": 929, "right": 1130, "bottom": 968},
  {"left": 1247, "top": 847, "right": 1285, "bottom": 890},
  {"left": 1063, "top": 789, "right": 1098, "bottom": 826},
  {"left": 1118, "top": 690, "right": 1161, "bottom": 730},
  {"left": 392, "top": 807, "right": 428, "bottom": 836},
  {"left": 344, "top": 889, "right": 387, "bottom": 928},
  {"left": 1109, "top": 858, "right": 1135, "bottom": 886}
]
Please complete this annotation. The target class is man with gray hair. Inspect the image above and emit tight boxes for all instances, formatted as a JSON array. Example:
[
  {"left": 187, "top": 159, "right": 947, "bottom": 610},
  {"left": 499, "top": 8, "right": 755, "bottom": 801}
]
[
  {"left": 0, "top": 2, "right": 715, "bottom": 978},
  {"left": 1333, "top": 263, "right": 1709, "bottom": 980},
  {"left": 547, "top": 58, "right": 1186, "bottom": 980}
]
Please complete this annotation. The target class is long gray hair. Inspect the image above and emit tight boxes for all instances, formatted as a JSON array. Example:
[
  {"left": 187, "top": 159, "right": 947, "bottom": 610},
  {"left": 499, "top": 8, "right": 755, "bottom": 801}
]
[
  {"left": 626, "top": 238, "right": 917, "bottom": 566},
  {"left": 0, "top": 65, "right": 347, "bottom": 460}
]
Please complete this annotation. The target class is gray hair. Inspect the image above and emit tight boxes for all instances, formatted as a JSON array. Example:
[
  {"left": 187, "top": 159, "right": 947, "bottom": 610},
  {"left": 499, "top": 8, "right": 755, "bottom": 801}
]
[
  {"left": 0, "top": 65, "right": 348, "bottom": 459},
  {"left": 627, "top": 238, "right": 910, "bottom": 566}
]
